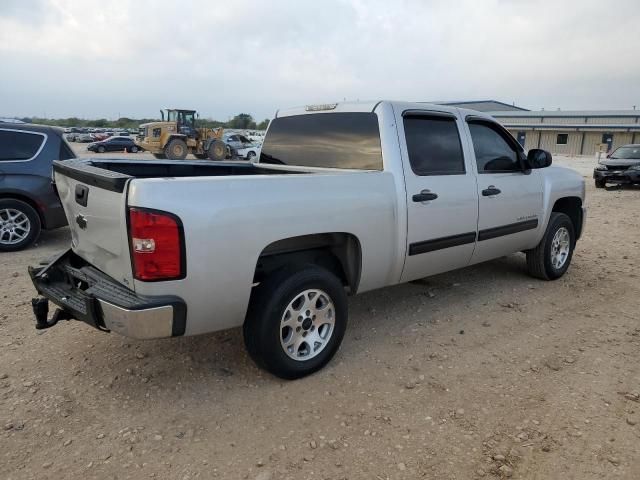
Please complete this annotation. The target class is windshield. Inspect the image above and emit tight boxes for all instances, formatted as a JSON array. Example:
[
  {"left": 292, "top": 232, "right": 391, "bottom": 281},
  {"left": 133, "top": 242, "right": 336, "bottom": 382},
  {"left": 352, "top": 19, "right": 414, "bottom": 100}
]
[
  {"left": 260, "top": 112, "right": 383, "bottom": 170},
  {"left": 611, "top": 146, "right": 640, "bottom": 159}
]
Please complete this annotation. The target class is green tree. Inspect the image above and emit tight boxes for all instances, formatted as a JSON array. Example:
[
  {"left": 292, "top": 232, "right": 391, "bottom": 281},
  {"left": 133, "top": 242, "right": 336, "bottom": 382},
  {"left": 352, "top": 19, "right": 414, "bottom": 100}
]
[
  {"left": 256, "top": 118, "right": 270, "bottom": 130},
  {"left": 229, "top": 113, "right": 254, "bottom": 129}
]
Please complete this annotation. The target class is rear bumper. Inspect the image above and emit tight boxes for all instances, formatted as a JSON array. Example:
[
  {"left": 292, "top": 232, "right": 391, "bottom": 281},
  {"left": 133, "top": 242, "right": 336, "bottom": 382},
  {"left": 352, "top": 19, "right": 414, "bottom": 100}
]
[
  {"left": 29, "top": 250, "right": 186, "bottom": 339},
  {"left": 593, "top": 169, "right": 640, "bottom": 184}
]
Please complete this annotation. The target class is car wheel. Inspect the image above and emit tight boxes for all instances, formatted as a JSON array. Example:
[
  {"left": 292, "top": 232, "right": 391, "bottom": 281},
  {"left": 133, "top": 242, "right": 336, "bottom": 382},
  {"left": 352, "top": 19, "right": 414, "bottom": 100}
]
[
  {"left": 243, "top": 265, "right": 348, "bottom": 379},
  {"left": 207, "top": 140, "right": 227, "bottom": 161},
  {"left": 0, "top": 199, "right": 42, "bottom": 252},
  {"left": 526, "top": 212, "right": 575, "bottom": 280},
  {"left": 247, "top": 151, "right": 256, "bottom": 160},
  {"left": 130, "top": 146, "right": 138, "bottom": 153},
  {"left": 595, "top": 178, "right": 606, "bottom": 188},
  {"left": 97, "top": 145, "right": 105, "bottom": 153},
  {"left": 165, "top": 138, "right": 188, "bottom": 160}
]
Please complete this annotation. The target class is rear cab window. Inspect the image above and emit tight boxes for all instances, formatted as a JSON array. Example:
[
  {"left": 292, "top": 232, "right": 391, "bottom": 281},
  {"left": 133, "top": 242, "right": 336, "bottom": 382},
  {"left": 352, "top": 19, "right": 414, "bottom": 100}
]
[
  {"left": 0, "top": 129, "right": 46, "bottom": 161},
  {"left": 260, "top": 112, "right": 383, "bottom": 170}
]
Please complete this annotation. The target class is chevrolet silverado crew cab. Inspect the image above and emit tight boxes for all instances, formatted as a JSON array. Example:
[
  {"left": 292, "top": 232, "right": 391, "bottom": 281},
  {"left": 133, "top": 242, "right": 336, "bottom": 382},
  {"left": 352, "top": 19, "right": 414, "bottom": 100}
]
[{"left": 29, "top": 101, "right": 586, "bottom": 379}]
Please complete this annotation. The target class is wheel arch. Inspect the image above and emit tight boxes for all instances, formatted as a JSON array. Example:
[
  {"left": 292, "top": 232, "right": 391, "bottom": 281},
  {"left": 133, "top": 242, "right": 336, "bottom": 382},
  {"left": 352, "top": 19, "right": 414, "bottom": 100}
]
[
  {"left": 254, "top": 233, "right": 363, "bottom": 294},
  {"left": 551, "top": 196, "right": 583, "bottom": 240},
  {"left": 0, "top": 192, "right": 45, "bottom": 227}
]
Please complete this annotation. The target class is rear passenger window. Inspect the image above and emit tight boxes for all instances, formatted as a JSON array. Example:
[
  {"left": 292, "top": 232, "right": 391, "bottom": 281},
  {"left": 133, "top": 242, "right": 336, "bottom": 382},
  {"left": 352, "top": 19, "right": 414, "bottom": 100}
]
[
  {"left": 468, "top": 122, "right": 520, "bottom": 173},
  {"left": 403, "top": 115, "right": 465, "bottom": 176},
  {"left": 0, "top": 129, "right": 45, "bottom": 161}
]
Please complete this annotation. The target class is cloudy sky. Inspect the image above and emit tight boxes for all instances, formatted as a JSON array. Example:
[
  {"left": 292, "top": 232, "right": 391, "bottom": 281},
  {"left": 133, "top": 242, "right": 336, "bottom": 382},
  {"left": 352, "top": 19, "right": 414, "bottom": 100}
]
[{"left": 1, "top": 0, "right": 639, "bottom": 121}]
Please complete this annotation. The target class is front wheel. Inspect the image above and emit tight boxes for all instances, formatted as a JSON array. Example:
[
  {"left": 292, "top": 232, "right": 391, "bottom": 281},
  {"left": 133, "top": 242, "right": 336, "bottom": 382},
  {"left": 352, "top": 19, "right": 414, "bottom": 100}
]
[
  {"left": 0, "top": 199, "right": 41, "bottom": 252},
  {"left": 243, "top": 265, "right": 348, "bottom": 379},
  {"left": 207, "top": 140, "right": 227, "bottom": 161},
  {"left": 526, "top": 212, "right": 575, "bottom": 280},
  {"left": 129, "top": 145, "right": 138, "bottom": 153},
  {"left": 97, "top": 145, "right": 105, "bottom": 153}
]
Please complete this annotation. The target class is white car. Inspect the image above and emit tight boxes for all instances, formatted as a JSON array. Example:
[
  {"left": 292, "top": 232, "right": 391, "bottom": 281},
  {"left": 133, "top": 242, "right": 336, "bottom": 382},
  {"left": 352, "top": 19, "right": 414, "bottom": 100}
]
[{"left": 224, "top": 133, "right": 261, "bottom": 160}]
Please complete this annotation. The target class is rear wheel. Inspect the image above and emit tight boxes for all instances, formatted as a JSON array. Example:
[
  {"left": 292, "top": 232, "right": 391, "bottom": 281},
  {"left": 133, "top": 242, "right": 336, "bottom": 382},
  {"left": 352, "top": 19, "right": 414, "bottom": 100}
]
[
  {"left": 165, "top": 138, "right": 188, "bottom": 160},
  {"left": 0, "top": 199, "right": 41, "bottom": 252},
  {"left": 526, "top": 212, "right": 575, "bottom": 280},
  {"left": 129, "top": 145, "right": 139, "bottom": 153},
  {"left": 207, "top": 140, "right": 227, "bottom": 161},
  {"left": 595, "top": 178, "right": 606, "bottom": 188},
  {"left": 243, "top": 265, "right": 348, "bottom": 379}
]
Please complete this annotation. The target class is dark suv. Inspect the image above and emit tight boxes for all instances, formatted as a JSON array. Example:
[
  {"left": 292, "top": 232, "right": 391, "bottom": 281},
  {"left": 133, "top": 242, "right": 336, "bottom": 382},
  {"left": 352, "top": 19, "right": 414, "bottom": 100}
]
[
  {"left": 593, "top": 144, "right": 640, "bottom": 188},
  {"left": 0, "top": 123, "right": 74, "bottom": 251}
]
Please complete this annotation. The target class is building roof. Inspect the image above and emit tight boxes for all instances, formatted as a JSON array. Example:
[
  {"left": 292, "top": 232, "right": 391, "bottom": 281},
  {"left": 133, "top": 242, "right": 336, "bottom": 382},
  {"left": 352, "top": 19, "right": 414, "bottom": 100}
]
[
  {"left": 490, "top": 109, "right": 640, "bottom": 118},
  {"left": 500, "top": 123, "right": 640, "bottom": 131},
  {"left": 437, "top": 100, "right": 529, "bottom": 112}
]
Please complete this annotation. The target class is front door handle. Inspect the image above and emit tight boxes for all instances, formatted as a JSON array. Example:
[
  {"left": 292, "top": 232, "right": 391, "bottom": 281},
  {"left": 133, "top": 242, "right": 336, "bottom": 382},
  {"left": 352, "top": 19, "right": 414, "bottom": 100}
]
[
  {"left": 412, "top": 191, "right": 438, "bottom": 202},
  {"left": 482, "top": 186, "right": 501, "bottom": 197}
]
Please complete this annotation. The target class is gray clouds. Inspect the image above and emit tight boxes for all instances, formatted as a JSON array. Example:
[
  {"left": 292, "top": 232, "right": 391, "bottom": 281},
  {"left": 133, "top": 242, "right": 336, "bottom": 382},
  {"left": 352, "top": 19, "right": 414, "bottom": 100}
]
[{"left": 1, "top": 0, "right": 639, "bottom": 119}]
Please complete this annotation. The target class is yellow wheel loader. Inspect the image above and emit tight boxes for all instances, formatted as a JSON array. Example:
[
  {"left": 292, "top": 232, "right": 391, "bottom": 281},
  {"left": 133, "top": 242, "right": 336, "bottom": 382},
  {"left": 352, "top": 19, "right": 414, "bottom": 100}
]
[{"left": 136, "top": 109, "right": 227, "bottom": 160}]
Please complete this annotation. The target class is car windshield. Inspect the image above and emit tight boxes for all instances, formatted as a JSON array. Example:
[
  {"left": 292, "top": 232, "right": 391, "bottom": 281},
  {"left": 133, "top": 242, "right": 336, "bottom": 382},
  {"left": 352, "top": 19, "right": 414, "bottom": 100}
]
[{"left": 611, "top": 146, "right": 640, "bottom": 159}]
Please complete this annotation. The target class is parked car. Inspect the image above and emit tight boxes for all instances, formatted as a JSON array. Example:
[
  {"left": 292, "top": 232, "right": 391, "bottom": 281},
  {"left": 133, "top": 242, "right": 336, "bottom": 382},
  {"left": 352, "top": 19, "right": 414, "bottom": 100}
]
[
  {"left": 224, "top": 133, "right": 260, "bottom": 159},
  {"left": 87, "top": 136, "right": 140, "bottom": 153},
  {"left": 29, "top": 101, "right": 586, "bottom": 379},
  {"left": 76, "top": 133, "right": 94, "bottom": 143},
  {"left": 65, "top": 133, "right": 79, "bottom": 142},
  {"left": 593, "top": 144, "right": 640, "bottom": 188},
  {"left": 0, "top": 123, "right": 73, "bottom": 251}
]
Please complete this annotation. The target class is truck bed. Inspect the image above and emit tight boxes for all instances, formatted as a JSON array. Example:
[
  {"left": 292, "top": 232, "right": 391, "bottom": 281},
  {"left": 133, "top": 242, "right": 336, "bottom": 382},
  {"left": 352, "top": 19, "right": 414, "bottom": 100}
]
[{"left": 53, "top": 158, "right": 307, "bottom": 192}]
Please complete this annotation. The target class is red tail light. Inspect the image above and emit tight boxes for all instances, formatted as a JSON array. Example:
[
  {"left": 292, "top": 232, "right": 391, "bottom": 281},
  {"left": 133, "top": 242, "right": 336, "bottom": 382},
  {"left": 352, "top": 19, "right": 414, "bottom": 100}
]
[{"left": 128, "top": 207, "right": 185, "bottom": 281}]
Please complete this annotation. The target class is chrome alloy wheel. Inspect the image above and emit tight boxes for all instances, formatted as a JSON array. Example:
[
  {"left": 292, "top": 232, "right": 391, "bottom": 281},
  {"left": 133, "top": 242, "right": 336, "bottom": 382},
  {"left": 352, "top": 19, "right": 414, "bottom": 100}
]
[
  {"left": 280, "top": 289, "right": 335, "bottom": 361},
  {"left": 0, "top": 208, "right": 31, "bottom": 245},
  {"left": 550, "top": 226, "right": 570, "bottom": 269}
]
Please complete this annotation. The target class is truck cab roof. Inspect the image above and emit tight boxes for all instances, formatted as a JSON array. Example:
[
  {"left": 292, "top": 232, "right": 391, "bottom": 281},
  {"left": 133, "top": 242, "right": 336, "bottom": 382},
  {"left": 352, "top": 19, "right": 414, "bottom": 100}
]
[{"left": 275, "top": 100, "right": 494, "bottom": 121}]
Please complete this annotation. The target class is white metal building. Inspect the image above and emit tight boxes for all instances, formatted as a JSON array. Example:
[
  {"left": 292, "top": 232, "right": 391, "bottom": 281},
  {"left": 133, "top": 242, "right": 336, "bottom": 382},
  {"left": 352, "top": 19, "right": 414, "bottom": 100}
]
[{"left": 441, "top": 101, "right": 640, "bottom": 155}]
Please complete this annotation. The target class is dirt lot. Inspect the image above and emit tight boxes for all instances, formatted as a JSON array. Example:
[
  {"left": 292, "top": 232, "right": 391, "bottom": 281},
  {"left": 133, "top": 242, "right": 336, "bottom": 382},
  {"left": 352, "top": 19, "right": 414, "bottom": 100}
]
[{"left": 2, "top": 159, "right": 640, "bottom": 480}]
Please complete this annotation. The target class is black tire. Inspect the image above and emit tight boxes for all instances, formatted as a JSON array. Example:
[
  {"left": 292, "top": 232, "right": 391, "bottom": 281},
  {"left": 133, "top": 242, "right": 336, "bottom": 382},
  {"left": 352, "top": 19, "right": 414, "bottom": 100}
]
[
  {"left": 207, "top": 140, "right": 227, "bottom": 161},
  {"left": 97, "top": 145, "right": 105, "bottom": 153},
  {"left": 130, "top": 145, "right": 138, "bottom": 153},
  {"left": 595, "top": 178, "right": 606, "bottom": 188},
  {"left": 152, "top": 153, "right": 166, "bottom": 159},
  {"left": 526, "top": 212, "right": 575, "bottom": 280},
  {"left": 164, "top": 138, "right": 188, "bottom": 160},
  {"left": 247, "top": 151, "right": 256, "bottom": 160},
  {"left": 0, "top": 199, "right": 42, "bottom": 252},
  {"left": 243, "top": 265, "right": 348, "bottom": 379}
]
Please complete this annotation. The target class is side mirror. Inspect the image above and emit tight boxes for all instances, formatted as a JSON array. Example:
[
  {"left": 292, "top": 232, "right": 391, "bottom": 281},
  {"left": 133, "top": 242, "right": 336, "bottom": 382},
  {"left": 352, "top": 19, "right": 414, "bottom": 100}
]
[{"left": 526, "top": 149, "right": 552, "bottom": 169}]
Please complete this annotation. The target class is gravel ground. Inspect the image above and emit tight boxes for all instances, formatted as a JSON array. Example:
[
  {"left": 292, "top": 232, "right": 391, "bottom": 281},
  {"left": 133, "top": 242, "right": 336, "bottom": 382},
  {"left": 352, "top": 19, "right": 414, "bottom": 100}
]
[{"left": 2, "top": 157, "right": 640, "bottom": 480}]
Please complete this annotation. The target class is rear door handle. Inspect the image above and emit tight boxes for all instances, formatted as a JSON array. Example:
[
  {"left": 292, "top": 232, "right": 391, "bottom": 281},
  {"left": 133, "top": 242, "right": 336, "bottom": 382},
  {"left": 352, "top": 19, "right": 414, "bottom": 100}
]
[
  {"left": 412, "top": 191, "right": 438, "bottom": 202},
  {"left": 482, "top": 186, "right": 501, "bottom": 197}
]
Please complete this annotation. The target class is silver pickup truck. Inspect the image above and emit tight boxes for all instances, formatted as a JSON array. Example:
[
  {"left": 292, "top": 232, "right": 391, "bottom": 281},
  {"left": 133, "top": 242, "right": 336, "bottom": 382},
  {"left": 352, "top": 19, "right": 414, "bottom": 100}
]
[{"left": 29, "top": 101, "right": 586, "bottom": 379}]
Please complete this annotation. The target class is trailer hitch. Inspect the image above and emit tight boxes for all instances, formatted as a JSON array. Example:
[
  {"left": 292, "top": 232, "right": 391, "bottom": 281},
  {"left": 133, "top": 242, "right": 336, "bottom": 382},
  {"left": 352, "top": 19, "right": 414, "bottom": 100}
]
[{"left": 31, "top": 298, "right": 73, "bottom": 330}]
